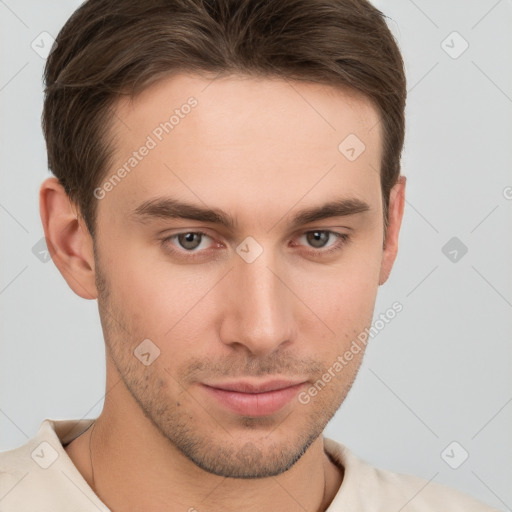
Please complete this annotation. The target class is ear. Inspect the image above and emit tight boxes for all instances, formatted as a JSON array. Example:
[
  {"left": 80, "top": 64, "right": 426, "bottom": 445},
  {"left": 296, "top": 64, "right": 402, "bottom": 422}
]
[
  {"left": 379, "top": 175, "right": 406, "bottom": 285},
  {"left": 39, "top": 177, "right": 98, "bottom": 299}
]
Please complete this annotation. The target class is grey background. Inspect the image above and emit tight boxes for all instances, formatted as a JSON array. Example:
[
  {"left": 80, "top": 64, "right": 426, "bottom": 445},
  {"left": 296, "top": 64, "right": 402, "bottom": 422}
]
[{"left": 1, "top": 1, "right": 511, "bottom": 509}]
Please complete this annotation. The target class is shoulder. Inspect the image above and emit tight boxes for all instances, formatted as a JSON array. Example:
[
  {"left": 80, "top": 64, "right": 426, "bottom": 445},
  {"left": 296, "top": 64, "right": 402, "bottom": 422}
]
[
  {"left": 0, "top": 429, "right": 48, "bottom": 511},
  {"left": 323, "top": 437, "right": 502, "bottom": 512},
  {"left": 0, "top": 418, "right": 107, "bottom": 512}
]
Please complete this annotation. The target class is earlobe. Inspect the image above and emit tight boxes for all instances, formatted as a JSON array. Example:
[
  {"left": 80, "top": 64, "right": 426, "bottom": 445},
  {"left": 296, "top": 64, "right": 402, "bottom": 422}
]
[
  {"left": 379, "top": 175, "right": 406, "bottom": 286},
  {"left": 39, "top": 177, "right": 98, "bottom": 300}
]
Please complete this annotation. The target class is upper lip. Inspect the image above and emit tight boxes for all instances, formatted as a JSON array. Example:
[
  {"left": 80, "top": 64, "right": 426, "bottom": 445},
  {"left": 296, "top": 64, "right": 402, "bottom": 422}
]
[{"left": 203, "top": 379, "right": 306, "bottom": 394}]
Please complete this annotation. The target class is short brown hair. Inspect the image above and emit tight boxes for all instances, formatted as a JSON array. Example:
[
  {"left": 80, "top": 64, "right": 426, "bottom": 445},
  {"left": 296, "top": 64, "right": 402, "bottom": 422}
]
[{"left": 43, "top": 0, "right": 406, "bottom": 240}]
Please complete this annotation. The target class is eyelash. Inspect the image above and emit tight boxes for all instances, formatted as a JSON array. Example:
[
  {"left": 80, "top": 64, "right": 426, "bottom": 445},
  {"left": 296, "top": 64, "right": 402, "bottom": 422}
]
[{"left": 160, "top": 230, "right": 351, "bottom": 260}]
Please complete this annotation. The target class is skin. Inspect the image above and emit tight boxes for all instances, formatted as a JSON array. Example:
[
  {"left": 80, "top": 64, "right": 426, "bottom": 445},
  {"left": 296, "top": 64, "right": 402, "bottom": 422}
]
[{"left": 39, "top": 73, "right": 405, "bottom": 512}]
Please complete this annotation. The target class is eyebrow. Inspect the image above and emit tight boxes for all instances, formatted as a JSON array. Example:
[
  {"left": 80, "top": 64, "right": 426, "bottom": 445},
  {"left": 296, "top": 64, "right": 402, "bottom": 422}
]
[{"left": 130, "top": 196, "right": 370, "bottom": 231}]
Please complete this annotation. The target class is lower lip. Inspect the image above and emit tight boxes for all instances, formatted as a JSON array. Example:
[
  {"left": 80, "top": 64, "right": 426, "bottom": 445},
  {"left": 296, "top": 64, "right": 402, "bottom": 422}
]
[{"left": 201, "top": 383, "right": 305, "bottom": 417}]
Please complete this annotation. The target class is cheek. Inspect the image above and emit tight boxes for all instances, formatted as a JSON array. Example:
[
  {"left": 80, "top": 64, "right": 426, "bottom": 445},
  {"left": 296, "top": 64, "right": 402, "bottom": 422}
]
[
  {"left": 106, "top": 249, "right": 222, "bottom": 349},
  {"left": 302, "top": 279, "right": 378, "bottom": 362},
  {"left": 289, "top": 245, "right": 381, "bottom": 361},
  {"left": 296, "top": 250, "right": 381, "bottom": 324}
]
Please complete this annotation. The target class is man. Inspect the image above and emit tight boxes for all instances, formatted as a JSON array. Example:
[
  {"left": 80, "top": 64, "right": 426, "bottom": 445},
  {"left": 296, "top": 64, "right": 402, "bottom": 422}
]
[{"left": 0, "top": 0, "right": 501, "bottom": 510}]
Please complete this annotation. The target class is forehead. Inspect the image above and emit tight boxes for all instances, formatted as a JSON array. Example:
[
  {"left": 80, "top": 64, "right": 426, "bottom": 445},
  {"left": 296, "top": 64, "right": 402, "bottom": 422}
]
[
  {"left": 116, "top": 73, "right": 380, "bottom": 151},
  {"left": 99, "top": 73, "right": 382, "bottom": 225}
]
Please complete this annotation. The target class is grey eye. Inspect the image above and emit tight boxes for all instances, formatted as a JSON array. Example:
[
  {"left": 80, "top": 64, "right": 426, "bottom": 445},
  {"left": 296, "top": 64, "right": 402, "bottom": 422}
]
[
  {"left": 305, "top": 231, "right": 330, "bottom": 248},
  {"left": 177, "top": 232, "right": 203, "bottom": 250}
]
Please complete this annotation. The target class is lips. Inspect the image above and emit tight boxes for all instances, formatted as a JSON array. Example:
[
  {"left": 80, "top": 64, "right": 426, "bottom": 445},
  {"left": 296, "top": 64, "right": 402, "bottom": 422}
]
[
  {"left": 207, "top": 379, "right": 305, "bottom": 393},
  {"left": 201, "top": 379, "right": 306, "bottom": 417}
]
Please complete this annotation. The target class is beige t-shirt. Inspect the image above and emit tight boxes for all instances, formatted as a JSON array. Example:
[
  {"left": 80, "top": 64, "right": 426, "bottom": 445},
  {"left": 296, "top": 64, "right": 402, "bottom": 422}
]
[{"left": 0, "top": 418, "right": 501, "bottom": 511}]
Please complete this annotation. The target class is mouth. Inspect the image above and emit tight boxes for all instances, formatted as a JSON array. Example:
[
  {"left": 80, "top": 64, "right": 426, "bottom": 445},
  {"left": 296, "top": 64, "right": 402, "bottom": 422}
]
[{"left": 201, "top": 379, "right": 307, "bottom": 417}]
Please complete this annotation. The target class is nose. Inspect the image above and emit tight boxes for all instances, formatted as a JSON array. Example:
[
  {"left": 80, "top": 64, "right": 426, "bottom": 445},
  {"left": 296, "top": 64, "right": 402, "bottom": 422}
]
[{"left": 219, "top": 249, "right": 296, "bottom": 357}]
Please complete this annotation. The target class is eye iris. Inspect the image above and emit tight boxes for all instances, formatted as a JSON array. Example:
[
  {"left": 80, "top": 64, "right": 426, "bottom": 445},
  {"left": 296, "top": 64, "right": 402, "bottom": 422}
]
[
  {"left": 178, "top": 232, "right": 202, "bottom": 250},
  {"left": 307, "top": 231, "right": 329, "bottom": 248}
]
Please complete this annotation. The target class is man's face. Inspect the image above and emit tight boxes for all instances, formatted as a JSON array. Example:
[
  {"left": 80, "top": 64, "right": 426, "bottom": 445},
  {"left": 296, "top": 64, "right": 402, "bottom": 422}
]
[{"left": 94, "top": 74, "right": 385, "bottom": 478}]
